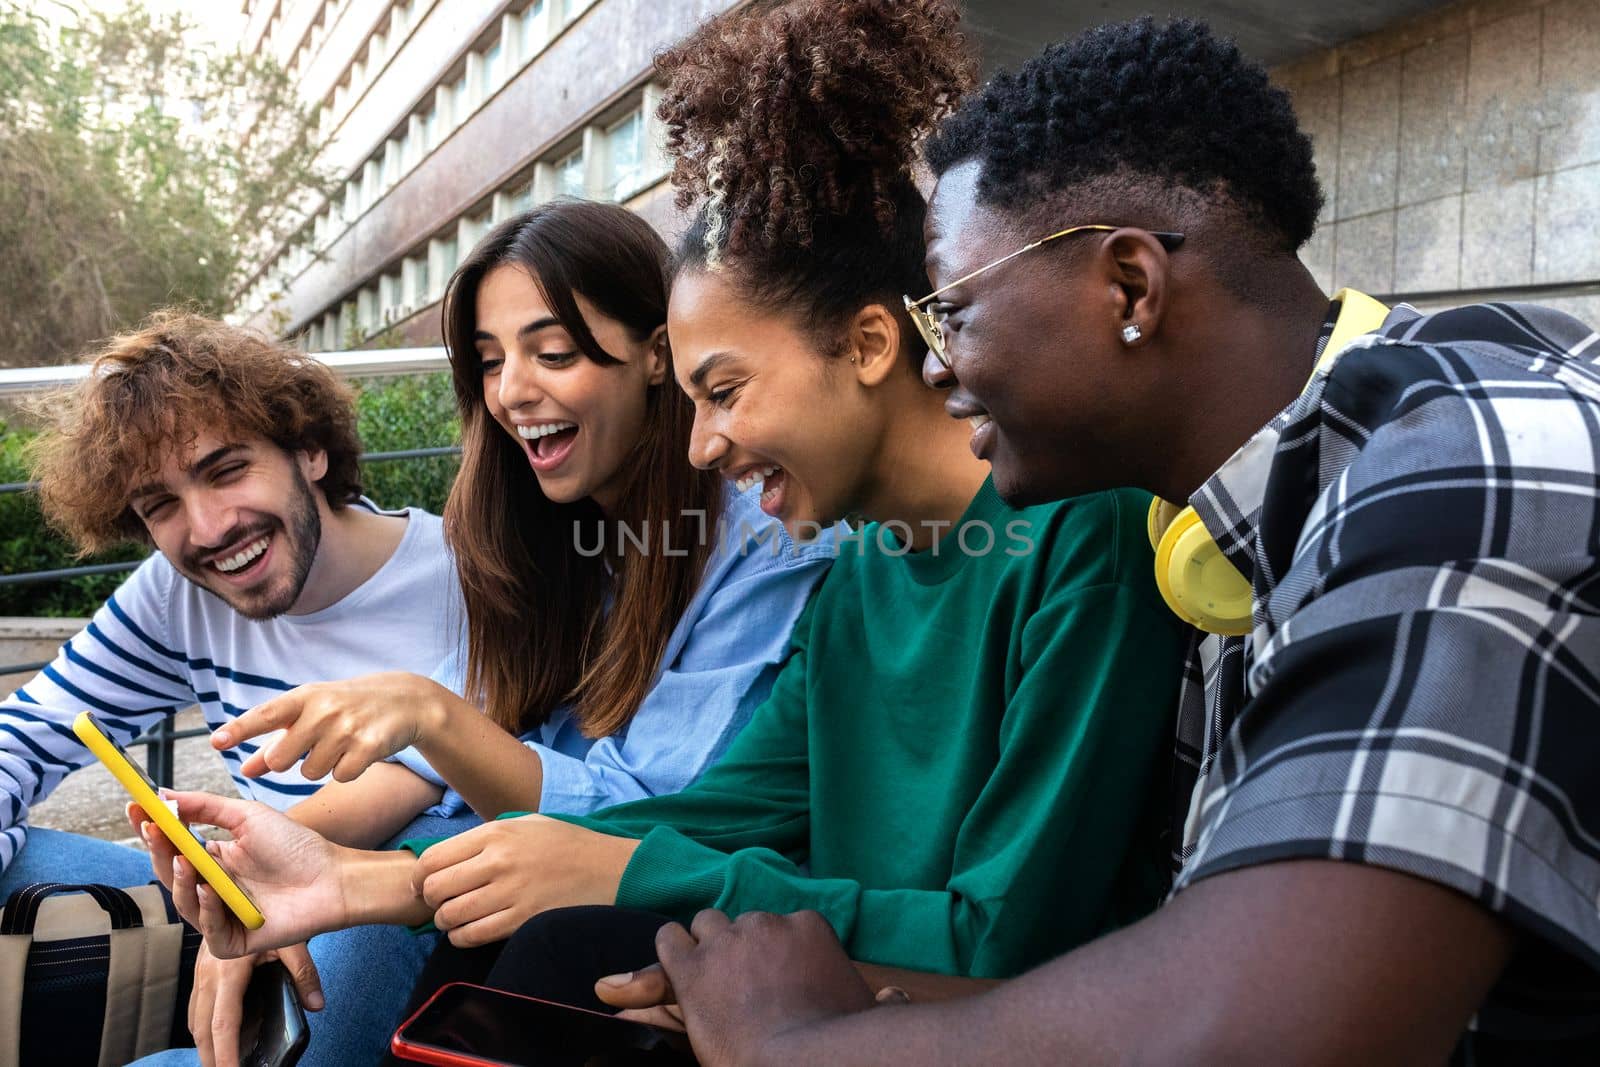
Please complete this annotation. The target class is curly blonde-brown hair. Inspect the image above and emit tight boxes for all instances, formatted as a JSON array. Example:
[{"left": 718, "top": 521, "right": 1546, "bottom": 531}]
[
  {"left": 656, "top": 0, "right": 975, "bottom": 258},
  {"left": 29, "top": 310, "right": 364, "bottom": 555}
]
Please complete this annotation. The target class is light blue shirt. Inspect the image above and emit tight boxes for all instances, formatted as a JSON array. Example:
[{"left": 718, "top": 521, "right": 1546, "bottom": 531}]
[{"left": 392, "top": 484, "right": 838, "bottom": 816}]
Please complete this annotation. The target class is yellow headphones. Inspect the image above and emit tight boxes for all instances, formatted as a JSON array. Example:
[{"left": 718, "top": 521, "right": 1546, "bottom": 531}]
[{"left": 1147, "top": 289, "right": 1392, "bottom": 635}]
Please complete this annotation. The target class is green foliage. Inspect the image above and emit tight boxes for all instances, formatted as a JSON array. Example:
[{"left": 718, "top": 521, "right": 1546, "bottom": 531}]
[
  {"left": 0, "top": 2, "right": 331, "bottom": 367},
  {"left": 0, "top": 374, "right": 460, "bottom": 618},
  {"left": 0, "top": 421, "right": 144, "bottom": 618},
  {"left": 354, "top": 373, "right": 461, "bottom": 515}
]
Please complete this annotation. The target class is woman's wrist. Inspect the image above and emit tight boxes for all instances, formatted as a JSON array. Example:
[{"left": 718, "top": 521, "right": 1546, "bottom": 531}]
[
  {"left": 335, "top": 845, "right": 432, "bottom": 928},
  {"left": 413, "top": 680, "right": 465, "bottom": 751}
]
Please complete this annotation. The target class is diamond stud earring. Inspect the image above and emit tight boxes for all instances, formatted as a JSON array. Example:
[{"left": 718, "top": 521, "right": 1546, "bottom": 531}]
[{"left": 1121, "top": 323, "right": 1143, "bottom": 344}]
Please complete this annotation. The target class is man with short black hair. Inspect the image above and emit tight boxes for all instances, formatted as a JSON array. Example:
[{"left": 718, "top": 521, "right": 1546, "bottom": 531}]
[{"left": 604, "top": 18, "right": 1600, "bottom": 1064}]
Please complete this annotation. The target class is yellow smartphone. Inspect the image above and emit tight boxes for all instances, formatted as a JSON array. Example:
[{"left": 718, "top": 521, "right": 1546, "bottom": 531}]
[{"left": 72, "top": 710, "right": 266, "bottom": 930}]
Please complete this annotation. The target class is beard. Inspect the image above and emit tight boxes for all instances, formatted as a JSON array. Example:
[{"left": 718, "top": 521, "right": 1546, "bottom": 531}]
[{"left": 185, "top": 467, "right": 323, "bottom": 620}]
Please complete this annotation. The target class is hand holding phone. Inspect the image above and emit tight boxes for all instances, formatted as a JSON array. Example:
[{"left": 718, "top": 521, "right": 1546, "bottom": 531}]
[
  {"left": 74, "top": 710, "right": 265, "bottom": 929},
  {"left": 392, "top": 983, "right": 697, "bottom": 1066},
  {"left": 120, "top": 785, "right": 351, "bottom": 959}
]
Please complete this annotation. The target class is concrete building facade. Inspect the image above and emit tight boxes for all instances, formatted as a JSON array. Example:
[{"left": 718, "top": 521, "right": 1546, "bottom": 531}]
[
  {"left": 1277, "top": 0, "right": 1600, "bottom": 327},
  {"left": 235, "top": 0, "right": 742, "bottom": 348},
  {"left": 233, "top": 0, "right": 1600, "bottom": 347}
]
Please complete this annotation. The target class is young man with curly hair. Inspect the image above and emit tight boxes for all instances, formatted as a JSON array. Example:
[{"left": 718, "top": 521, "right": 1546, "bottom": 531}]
[
  {"left": 601, "top": 17, "right": 1600, "bottom": 1065},
  {"left": 0, "top": 311, "right": 464, "bottom": 1061}
]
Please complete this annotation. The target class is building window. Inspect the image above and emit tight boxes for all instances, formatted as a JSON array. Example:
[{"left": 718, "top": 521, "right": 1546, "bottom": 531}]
[
  {"left": 382, "top": 139, "right": 401, "bottom": 189},
  {"left": 402, "top": 123, "right": 420, "bottom": 170},
  {"left": 603, "top": 109, "right": 643, "bottom": 201},
  {"left": 458, "top": 210, "right": 491, "bottom": 253},
  {"left": 405, "top": 255, "right": 430, "bottom": 306},
  {"left": 438, "top": 237, "right": 458, "bottom": 278},
  {"left": 510, "top": 180, "right": 533, "bottom": 214},
  {"left": 556, "top": 148, "right": 585, "bottom": 198},
  {"left": 422, "top": 105, "right": 440, "bottom": 152},
  {"left": 481, "top": 38, "right": 504, "bottom": 98},
  {"left": 451, "top": 73, "right": 469, "bottom": 128},
  {"left": 362, "top": 157, "right": 380, "bottom": 207},
  {"left": 520, "top": 1, "right": 546, "bottom": 55}
]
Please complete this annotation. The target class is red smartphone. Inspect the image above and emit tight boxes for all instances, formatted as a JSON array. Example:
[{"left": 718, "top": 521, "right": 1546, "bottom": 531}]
[{"left": 390, "top": 982, "right": 697, "bottom": 1066}]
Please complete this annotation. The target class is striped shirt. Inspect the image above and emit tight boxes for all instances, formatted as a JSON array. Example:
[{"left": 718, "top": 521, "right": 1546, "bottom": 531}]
[
  {"left": 0, "top": 505, "right": 461, "bottom": 872},
  {"left": 1167, "top": 301, "right": 1600, "bottom": 1058}
]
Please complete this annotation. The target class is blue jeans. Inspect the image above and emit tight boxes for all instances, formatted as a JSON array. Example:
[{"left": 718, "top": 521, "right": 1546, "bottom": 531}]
[
  {"left": 0, "top": 826, "right": 159, "bottom": 896},
  {"left": 125, "top": 809, "right": 482, "bottom": 1067}
]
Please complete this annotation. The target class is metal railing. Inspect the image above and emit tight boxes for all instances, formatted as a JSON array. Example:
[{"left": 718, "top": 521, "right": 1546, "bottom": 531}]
[
  {"left": 0, "top": 346, "right": 450, "bottom": 397},
  {"left": 1, "top": 347, "right": 457, "bottom": 785}
]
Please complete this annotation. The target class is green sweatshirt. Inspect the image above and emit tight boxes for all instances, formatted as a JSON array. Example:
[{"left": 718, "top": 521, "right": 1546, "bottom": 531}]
[{"left": 552, "top": 481, "right": 1186, "bottom": 978}]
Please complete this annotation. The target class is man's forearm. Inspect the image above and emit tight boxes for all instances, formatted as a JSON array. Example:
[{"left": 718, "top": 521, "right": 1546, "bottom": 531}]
[
  {"left": 853, "top": 963, "right": 999, "bottom": 1003},
  {"left": 725, "top": 862, "right": 1513, "bottom": 1067}
]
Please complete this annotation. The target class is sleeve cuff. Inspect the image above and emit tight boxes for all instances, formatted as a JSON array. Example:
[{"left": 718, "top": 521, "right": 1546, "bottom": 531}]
[
  {"left": 614, "top": 827, "right": 729, "bottom": 917},
  {"left": 533, "top": 744, "right": 610, "bottom": 815},
  {"left": 1176, "top": 787, "right": 1600, "bottom": 975},
  {"left": 394, "top": 836, "right": 445, "bottom": 934},
  {"left": 388, "top": 746, "right": 446, "bottom": 788}
]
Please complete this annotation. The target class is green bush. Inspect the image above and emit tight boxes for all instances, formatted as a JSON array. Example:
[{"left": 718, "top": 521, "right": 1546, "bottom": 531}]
[
  {"left": 0, "top": 423, "right": 145, "bottom": 618},
  {"left": 0, "top": 373, "right": 460, "bottom": 618},
  {"left": 354, "top": 372, "right": 461, "bottom": 515}
]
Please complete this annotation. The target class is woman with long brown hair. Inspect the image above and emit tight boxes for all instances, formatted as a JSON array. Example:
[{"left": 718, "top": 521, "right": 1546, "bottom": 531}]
[
  {"left": 154, "top": 199, "right": 835, "bottom": 1067},
  {"left": 222, "top": 200, "right": 834, "bottom": 820}
]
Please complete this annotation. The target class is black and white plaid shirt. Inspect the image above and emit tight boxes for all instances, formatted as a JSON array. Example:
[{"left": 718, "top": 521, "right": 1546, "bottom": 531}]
[{"left": 1166, "top": 300, "right": 1600, "bottom": 1056}]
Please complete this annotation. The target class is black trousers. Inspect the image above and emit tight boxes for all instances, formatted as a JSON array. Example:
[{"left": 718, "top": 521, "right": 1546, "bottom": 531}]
[{"left": 380, "top": 905, "right": 671, "bottom": 1066}]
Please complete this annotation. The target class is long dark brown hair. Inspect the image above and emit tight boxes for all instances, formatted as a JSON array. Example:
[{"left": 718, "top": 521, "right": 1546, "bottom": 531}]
[{"left": 441, "top": 201, "right": 723, "bottom": 738}]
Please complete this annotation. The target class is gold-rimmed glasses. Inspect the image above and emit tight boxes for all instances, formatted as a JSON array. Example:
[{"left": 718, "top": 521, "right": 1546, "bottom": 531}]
[{"left": 905, "top": 225, "right": 1186, "bottom": 368}]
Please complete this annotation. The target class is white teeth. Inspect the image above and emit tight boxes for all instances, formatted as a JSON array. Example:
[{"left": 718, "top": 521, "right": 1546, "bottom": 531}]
[
  {"left": 214, "top": 537, "right": 269, "bottom": 574},
  {"left": 517, "top": 422, "right": 576, "bottom": 439},
  {"left": 735, "top": 465, "right": 780, "bottom": 495},
  {"left": 968, "top": 414, "right": 992, "bottom": 432}
]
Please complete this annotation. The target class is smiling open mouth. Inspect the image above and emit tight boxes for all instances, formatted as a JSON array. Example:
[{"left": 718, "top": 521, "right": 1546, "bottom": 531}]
[
  {"left": 202, "top": 531, "right": 273, "bottom": 583},
  {"left": 518, "top": 422, "right": 580, "bottom": 470},
  {"left": 966, "top": 413, "right": 997, "bottom": 461},
  {"left": 734, "top": 464, "right": 779, "bottom": 495},
  {"left": 214, "top": 536, "right": 269, "bottom": 573},
  {"left": 732, "top": 465, "right": 788, "bottom": 516}
]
